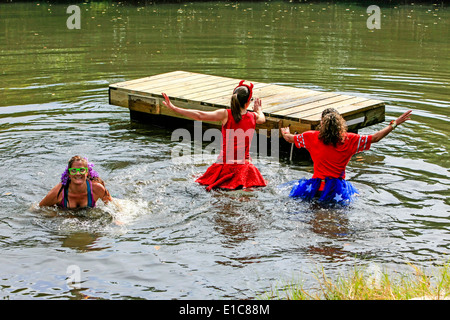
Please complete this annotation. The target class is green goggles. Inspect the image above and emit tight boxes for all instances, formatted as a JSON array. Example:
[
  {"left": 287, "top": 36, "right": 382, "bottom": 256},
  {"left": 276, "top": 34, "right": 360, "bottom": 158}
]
[{"left": 68, "top": 167, "right": 88, "bottom": 175}]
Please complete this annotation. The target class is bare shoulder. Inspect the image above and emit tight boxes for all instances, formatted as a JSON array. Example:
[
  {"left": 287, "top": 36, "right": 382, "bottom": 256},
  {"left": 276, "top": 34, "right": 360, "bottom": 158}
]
[
  {"left": 39, "top": 183, "right": 64, "bottom": 207},
  {"left": 91, "top": 180, "right": 112, "bottom": 203},
  {"left": 216, "top": 108, "right": 228, "bottom": 118},
  {"left": 53, "top": 182, "right": 64, "bottom": 190},
  {"left": 48, "top": 182, "right": 64, "bottom": 196},
  {"left": 91, "top": 181, "right": 106, "bottom": 194}
]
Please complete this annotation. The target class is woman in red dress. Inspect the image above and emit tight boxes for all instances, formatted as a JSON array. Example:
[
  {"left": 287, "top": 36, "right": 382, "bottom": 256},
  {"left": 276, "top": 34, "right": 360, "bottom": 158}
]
[{"left": 162, "top": 80, "right": 267, "bottom": 191}]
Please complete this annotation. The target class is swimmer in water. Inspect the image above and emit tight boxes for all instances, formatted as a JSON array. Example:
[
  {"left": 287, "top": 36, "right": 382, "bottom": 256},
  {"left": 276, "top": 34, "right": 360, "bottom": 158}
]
[
  {"left": 39, "top": 155, "right": 112, "bottom": 209},
  {"left": 281, "top": 108, "right": 412, "bottom": 205}
]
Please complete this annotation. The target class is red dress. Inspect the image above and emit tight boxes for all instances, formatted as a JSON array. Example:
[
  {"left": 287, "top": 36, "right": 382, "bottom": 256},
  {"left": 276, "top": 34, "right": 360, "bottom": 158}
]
[{"left": 196, "top": 109, "right": 267, "bottom": 191}]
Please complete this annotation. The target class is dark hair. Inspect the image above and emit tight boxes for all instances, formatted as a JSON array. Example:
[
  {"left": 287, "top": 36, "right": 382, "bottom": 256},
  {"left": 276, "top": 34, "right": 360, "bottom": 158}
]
[
  {"left": 230, "top": 86, "right": 250, "bottom": 123},
  {"left": 318, "top": 108, "right": 347, "bottom": 147}
]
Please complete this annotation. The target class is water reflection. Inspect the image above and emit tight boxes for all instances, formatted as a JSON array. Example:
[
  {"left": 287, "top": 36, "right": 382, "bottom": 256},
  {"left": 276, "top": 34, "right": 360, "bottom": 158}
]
[
  {"left": 307, "top": 208, "right": 351, "bottom": 261},
  {"left": 209, "top": 191, "right": 265, "bottom": 269},
  {"left": 309, "top": 208, "right": 350, "bottom": 239},
  {"left": 285, "top": 199, "right": 352, "bottom": 261},
  {"left": 60, "top": 231, "right": 105, "bottom": 252},
  {"left": 213, "top": 197, "right": 258, "bottom": 247}
]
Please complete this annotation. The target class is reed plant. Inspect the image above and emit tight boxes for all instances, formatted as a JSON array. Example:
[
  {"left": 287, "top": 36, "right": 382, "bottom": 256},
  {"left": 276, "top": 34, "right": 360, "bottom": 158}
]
[{"left": 264, "top": 261, "right": 450, "bottom": 300}]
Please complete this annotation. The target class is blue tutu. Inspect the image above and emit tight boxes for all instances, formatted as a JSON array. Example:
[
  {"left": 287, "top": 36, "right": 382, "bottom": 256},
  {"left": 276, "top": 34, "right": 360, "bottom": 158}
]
[{"left": 289, "top": 178, "right": 359, "bottom": 205}]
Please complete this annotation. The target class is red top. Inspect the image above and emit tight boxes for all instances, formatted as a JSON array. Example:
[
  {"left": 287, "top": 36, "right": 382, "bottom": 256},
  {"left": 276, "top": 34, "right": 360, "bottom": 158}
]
[
  {"left": 217, "top": 109, "right": 256, "bottom": 164},
  {"left": 294, "top": 131, "right": 373, "bottom": 179}
]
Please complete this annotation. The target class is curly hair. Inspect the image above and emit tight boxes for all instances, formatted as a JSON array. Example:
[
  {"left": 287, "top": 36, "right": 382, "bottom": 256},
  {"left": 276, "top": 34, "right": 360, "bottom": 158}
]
[{"left": 318, "top": 108, "right": 348, "bottom": 147}]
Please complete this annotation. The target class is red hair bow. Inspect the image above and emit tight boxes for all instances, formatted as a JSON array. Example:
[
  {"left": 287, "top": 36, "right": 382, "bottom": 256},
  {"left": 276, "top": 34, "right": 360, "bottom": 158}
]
[{"left": 233, "top": 80, "right": 253, "bottom": 104}]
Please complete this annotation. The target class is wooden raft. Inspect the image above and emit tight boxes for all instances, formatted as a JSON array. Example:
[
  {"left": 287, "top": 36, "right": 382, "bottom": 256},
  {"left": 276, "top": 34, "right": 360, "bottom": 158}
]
[{"left": 109, "top": 70, "right": 385, "bottom": 135}]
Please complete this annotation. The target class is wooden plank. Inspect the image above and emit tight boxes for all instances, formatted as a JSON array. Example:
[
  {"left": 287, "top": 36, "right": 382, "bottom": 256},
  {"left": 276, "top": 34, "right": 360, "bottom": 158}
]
[
  {"left": 112, "top": 71, "right": 186, "bottom": 89},
  {"left": 132, "top": 72, "right": 208, "bottom": 92},
  {"left": 112, "top": 86, "right": 167, "bottom": 105},
  {"left": 250, "top": 85, "right": 300, "bottom": 112},
  {"left": 128, "top": 94, "right": 160, "bottom": 115},
  {"left": 181, "top": 79, "right": 240, "bottom": 101},
  {"left": 139, "top": 74, "right": 238, "bottom": 101},
  {"left": 298, "top": 97, "right": 379, "bottom": 123},
  {"left": 259, "top": 88, "right": 314, "bottom": 107},
  {"left": 360, "top": 105, "right": 385, "bottom": 127},
  {"left": 274, "top": 94, "right": 356, "bottom": 116},
  {"left": 200, "top": 82, "right": 273, "bottom": 106},
  {"left": 142, "top": 75, "right": 221, "bottom": 97},
  {"left": 178, "top": 77, "right": 239, "bottom": 97},
  {"left": 343, "top": 106, "right": 385, "bottom": 129},
  {"left": 336, "top": 99, "right": 385, "bottom": 115},
  {"left": 257, "top": 116, "right": 311, "bottom": 137},
  {"left": 252, "top": 84, "right": 297, "bottom": 101},
  {"left": 298, "top": 97, "right": 369, "bottom": 120},
  {"left": 184, "top": 75, "right": 269, "bottom": 101},
  {"left": 109, "top": 87, "right": 130, "bottom": 108},
  {"left": 173, "top": 81, "right": 302, "bottom": 109},
  {"left": 266, "top": 91, "right": 335, "bottom": 116},
  {"left": 109, "top": 71, "right": 180, "bottom": 89},
  {"left": 262, "top": 88, "right": 321, "bottom": 103},
  {"left": 179, "top": 78, "right": 237, "bottom": 95},
  {"left": 267, "top": 92, "right": 336, "bottom": 110},
  {"left": 109, "top": 71, "right": 385, "bottom": 134}
]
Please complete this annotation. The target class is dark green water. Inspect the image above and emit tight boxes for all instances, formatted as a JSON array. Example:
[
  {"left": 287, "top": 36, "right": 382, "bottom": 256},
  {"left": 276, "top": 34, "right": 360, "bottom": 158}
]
[{"left": 0, "top": 1, "right": 448, "bottom": 299}]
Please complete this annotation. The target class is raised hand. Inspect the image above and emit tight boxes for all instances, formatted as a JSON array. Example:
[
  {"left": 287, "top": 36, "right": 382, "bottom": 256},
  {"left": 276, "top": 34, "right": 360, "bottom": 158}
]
[
  {"left": 253, "top": 98, "right": 262, "bottom": 113},
  {"left": 280, "top": 127, "right": 295, "bottom": 143},
  {"left": 162, "top": 93, "right": 175, "bottom": 110},
  {"left": 395, "top": 110, "right": 412, "bottom": 126}
]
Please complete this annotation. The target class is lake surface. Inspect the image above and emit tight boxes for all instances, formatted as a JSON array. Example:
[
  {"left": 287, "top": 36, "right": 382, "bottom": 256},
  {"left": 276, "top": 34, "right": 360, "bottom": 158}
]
[{"left": 0, "top": 1, "right": 448, "bottom": 299}]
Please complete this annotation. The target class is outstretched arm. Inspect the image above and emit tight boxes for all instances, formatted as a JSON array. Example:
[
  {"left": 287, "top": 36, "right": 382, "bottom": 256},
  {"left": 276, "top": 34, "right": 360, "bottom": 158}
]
[
  {"left": 162, "top": 93, "right": 228, "bottom": 124},
  {"left": 280, "top": 126, "right": 295, "bottom": 144},
  {"left": 372, "top": 110, "right": 412, "bottom": 143}
]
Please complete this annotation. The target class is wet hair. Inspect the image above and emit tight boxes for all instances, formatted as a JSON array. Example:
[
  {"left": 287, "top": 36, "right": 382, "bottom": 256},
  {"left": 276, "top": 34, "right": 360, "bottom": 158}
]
[
  {"left": 318, "top": 108, "right": 348, "bottom": 147},
  {"left": 68, "top": 155, "right": 87, "bottom": 169},
  {"left": 230, "top": 86, "right": 250, "bottom": 123},
  {"left": 57, "top": 155, "right": 110, "bottom": 200}
]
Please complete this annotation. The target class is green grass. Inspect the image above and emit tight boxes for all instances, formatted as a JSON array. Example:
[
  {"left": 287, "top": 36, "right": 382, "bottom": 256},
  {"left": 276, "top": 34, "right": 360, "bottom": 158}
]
[{"left": 264, "top": 261, "right": 450, "bottom": 300}]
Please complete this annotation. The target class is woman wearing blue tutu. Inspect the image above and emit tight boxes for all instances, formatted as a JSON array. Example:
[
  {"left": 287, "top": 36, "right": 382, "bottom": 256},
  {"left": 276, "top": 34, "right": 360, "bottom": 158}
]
[{"left": 280, "top": 108, "right": 412, "bottom": 205}]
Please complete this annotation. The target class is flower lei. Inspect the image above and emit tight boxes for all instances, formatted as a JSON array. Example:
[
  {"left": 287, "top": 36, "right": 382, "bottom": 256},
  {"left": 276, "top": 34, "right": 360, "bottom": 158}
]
[{"left": 60, "top": 157, "right": 100, "bottom": 186}]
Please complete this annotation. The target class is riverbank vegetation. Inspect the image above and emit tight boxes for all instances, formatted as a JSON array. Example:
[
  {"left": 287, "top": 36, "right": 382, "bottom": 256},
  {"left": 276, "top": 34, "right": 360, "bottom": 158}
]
[{"left": 265, "top": 262, "right": 450, "bottom": 300}]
